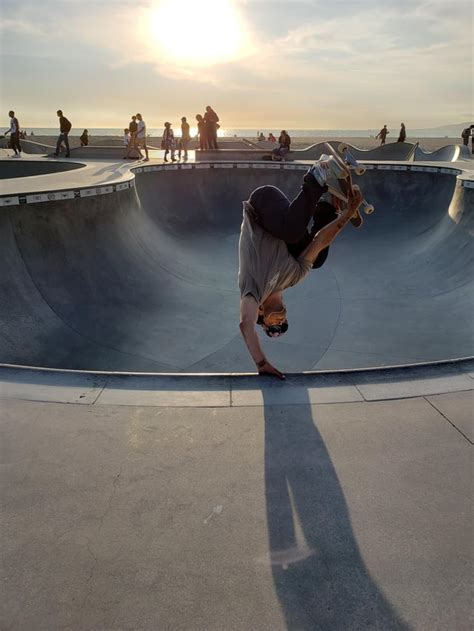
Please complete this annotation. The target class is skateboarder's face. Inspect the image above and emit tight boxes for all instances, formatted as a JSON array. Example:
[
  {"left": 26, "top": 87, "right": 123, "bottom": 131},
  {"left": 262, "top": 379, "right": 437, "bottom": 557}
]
[{"left": 263, "top": 307, "right": 287, "bottom": 328}]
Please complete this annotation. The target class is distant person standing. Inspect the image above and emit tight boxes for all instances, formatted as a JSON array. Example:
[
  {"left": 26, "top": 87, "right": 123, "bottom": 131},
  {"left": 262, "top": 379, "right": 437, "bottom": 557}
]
[
  {"left": 124, "top": 115, "right": 139, "bottom": 159},
  {"left": 272, "top": 130, "right": 291, "bottom": 160},
  {"left": 204, "top": 105, "right": 219, "bottom": 150},
  {"left": 376, "top": 124, "right": 389, "bottom": 145},
  {"left": 80, "top": 129, "right": 89, "bottom": 146},
  {"left": 54, "top": 110, "right": 72, "bottom": 157},
  {"left": 4, "top": 110, "right": 21, "bottom": 157},
  {"left": 461, "top": 125, "right": 473, "bottom": 148},
  {"left": 136, "top": 113, "right": 149, "bottom": 161},
  {"left": 161, "top": 122, "right": 176, "bottom": 162},
  {"left": 178, "top": 116, "right": 191, "bottom": 160},
  {"left": 196, "top": 114, "right": 207, "bottom": 150},
  {"left": 397, "top": 123, "right": 406, "bottom": 143},
  {"left": 268, "top": 132, "right": 277, "bottom": 142}
]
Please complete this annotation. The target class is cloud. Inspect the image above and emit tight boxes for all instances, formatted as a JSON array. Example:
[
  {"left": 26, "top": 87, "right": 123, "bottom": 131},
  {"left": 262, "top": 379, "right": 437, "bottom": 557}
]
[{"left": 1, "top": 0, "right": 471, "bottom": 127}]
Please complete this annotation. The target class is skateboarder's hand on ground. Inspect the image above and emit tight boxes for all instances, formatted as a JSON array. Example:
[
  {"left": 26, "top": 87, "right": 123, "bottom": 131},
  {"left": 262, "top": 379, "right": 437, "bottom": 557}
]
[{"left": 258, "top": 360, "right": 286, "bottom": 380}]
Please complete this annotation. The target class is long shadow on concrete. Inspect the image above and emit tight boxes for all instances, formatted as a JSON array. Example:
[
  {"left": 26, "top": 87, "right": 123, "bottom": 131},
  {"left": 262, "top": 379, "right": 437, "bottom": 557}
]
[{"left": 263, "top": 389, "right": 409, "bottom": 630}]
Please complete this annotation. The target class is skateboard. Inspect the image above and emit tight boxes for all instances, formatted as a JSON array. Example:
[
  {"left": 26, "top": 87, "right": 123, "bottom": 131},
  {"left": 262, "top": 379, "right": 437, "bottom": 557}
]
[{"left": 323, "top": 142, "right": 374, "bottom": 227}]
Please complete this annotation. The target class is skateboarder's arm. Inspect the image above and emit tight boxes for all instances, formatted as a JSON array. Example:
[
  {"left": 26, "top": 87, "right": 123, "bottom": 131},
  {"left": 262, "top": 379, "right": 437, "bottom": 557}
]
[
  {"left": 239, "top": 295, "right": 285, "bottom": 379},
  {"left": 239, "top": 295, "right": 266, "bottom": 365}
]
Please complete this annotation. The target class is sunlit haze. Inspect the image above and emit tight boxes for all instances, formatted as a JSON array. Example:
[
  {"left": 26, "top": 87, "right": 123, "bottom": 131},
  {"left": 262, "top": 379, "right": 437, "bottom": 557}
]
[
  {"left": 0, "top": 0, "right": 472, "bottom": 130},
  {"left": 146, "top": 0, "right": 250, "bottom": 67}
]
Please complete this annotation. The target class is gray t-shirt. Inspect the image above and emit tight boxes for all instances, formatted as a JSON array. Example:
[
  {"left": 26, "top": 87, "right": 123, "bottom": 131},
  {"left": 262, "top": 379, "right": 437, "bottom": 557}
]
[{"left": 238, "top": 202, "right": 311, "bottom": 304}]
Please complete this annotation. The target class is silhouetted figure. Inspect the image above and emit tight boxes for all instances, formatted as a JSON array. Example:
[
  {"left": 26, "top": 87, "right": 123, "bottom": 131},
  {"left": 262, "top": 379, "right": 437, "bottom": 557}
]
[
  {"left": 54, "top": 109, "right": 72, "bottom": 157},
  {"left": 258, "top": 132, "right": 265, "bottom": 141},
  {"left": 461, "top": 125, "right": 473, "bottom": 147},
  {"left": 80, "top": 129, "right": 89, "bottom": 146},
  {"left": 4, "top": 110, "right": 21, "bottom": 157},
  {"left": 397, "top": 123, "right": 406, "bottom": 142},
  {"left": 376, "top": 124, "right": 389, "bottom": 145},
  {"left": 204, "top": 105, "right": 219, "bottom": 150},
  {"left": 272, "top": 130, "right": 291, "bottom": 161},
  {"left": 178, "top": 116, "right": 191, "bottom": 160},
  {"left": 196, "top": 114, "right": 207, "bottom": 150},
  {"left": 161, "top": 122, "right": 176, "bottom": 162},
  {"left": 124, "top": 115, "right": 139, "bottom": 159},
  {"left": 136, "top": 113, "right": 149, "bottom": 161}
]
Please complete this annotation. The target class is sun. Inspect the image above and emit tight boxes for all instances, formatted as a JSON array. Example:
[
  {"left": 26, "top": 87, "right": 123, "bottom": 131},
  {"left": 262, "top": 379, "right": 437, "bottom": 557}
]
[{"left": 147, "top": 0, "right": 247, "bottom": 67}]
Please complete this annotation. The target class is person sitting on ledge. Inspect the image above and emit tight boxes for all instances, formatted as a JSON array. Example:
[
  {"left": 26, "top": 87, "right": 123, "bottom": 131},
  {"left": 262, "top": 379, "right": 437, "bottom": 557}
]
[
  {"left": 80, "top": 129, "right": 89, "bottom": 146},
  {"left": 272, "top": 129, "right": 291, "bottom": 160},
  {"left": 238, "top": 156, "right": 363, "bottom": 379}
]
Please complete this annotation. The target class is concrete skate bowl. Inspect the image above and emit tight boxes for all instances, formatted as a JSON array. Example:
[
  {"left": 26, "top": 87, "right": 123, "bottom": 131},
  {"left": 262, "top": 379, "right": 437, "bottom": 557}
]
[
  {"left": 290, "top": 141, "right": 419, "bottom": 162},
  {"left": 0, "top": 159, "right": 85, "bottom": 179},
  {"left": 1, "top": 164, "right": 473, "bottom": 373},
  {"left": 414, "top": 144, "right": 471, "bottom": 162}
]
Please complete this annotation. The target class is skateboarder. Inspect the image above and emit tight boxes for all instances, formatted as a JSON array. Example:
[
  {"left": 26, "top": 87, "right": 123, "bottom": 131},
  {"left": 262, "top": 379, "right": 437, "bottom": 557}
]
[{"left": 239, "top": 158, "right": 363, "bottom": 379}]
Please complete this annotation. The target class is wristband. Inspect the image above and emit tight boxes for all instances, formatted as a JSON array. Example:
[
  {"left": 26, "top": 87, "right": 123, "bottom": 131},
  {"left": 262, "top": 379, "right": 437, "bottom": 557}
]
[{"left": 256, "top": 359, "right": 266, "bottom": 368}]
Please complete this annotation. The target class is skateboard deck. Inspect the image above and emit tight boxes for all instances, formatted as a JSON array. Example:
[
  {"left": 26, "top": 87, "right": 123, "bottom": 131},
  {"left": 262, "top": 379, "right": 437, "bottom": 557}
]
[{"left": 323, "top": 143, "right": 374, "bottom": 227}]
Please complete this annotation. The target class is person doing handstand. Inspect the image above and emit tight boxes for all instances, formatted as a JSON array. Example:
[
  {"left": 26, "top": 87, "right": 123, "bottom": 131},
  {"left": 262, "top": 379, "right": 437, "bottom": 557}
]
[{"left": 238, "top": 157, "right": 363, "bottom": 379}]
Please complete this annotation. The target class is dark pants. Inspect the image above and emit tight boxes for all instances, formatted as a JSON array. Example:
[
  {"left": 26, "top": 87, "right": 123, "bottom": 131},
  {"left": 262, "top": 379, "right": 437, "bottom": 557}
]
[
  {"left": 248, "top": 176, "right": 337, "bottom": 269},
  {"left": 272, "top": 146, "right": 290, "bottom": 160},
  {"left": 10, "top": 132, "right": 21, "bottom": 153},
  {"left": 55, "top": 132, "right": 70, "bottom": 155},
  {"left": 207, "top": 124, "right": 218, "bottom": 149}
]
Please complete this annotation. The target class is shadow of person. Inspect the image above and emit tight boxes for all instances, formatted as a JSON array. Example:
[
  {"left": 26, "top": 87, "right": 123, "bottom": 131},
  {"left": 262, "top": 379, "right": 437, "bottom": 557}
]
[{"left": 263, "top": 389, "right": 409, "bottom": 630}]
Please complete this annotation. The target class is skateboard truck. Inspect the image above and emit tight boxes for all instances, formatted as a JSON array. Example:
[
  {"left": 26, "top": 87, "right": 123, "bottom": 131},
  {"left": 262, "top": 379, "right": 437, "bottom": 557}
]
[
  {"left": 352, "top": 184, "right": 374, "bottom": 215},
  {"left": 337, "top": 143, "right": 366, "bottom": 176}
]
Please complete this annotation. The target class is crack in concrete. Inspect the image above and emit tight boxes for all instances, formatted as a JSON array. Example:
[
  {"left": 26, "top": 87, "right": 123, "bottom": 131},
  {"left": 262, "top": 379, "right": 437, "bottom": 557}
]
[
  {"left": 79, "top": 463, "right": 124, "bottom": 612},
  {"left": 424, "top": 397, "right": 473, "bottom": 444}
]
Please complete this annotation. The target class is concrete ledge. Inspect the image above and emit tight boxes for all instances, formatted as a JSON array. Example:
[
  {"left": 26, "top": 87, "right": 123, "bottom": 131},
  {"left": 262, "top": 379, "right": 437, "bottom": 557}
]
[{"left": 0, "top": 359, "right": 472, "bottom": 407}]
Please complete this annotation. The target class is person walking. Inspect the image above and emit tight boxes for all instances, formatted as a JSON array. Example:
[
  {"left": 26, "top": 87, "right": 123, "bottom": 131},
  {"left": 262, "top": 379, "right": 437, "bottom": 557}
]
[
  {"left": 136, "top": 113, "right": 149, "bottom": 161},
  {"left": 204, "top": 105, "right": 219, "bottom": 150},
  {"left": 178, "top": 116, "right": 191, "bottom": 160},
  {"left": 161, "top": 122, "right": 176, "bottom": 162},
  {"left": 376, "top": 124, "right": 389, "bottom": 145},
  {"left": 196, "top": 114, "right": 207, "bottom": 151},
  {"left": 4, "top": 110, "right": 22, "bottom": 157},
  {"left": 238, "top": 157, "right": 363, "bottom": 379},
  {"left": 54, "top": 109, "right": 72, "bottom": 157},
  {"left": 397, "top": 123, "right": 406, "bottom": 143}
]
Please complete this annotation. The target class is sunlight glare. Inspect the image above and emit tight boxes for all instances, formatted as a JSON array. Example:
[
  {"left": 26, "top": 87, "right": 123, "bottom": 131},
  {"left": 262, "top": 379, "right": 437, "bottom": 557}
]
[{"left": 148, "top": 0, "right": 247, "bottom": 67}]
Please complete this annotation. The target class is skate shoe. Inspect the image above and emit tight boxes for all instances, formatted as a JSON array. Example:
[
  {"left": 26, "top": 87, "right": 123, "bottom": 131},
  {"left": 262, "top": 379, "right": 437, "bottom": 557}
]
[{"left": 308, "top": 154, "right": 349, "bottom": 202}]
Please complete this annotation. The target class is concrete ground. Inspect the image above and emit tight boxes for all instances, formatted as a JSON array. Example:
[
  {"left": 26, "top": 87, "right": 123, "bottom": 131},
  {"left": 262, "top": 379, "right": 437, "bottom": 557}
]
[{"left": 1, "top": 363, "right": 472, "bottom": 631}]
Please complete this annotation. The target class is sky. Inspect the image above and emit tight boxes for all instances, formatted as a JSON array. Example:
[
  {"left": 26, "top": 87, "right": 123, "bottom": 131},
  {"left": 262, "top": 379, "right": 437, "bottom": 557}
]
[{"left": 0, "top": 0, "right": 472, "bottom": 130}]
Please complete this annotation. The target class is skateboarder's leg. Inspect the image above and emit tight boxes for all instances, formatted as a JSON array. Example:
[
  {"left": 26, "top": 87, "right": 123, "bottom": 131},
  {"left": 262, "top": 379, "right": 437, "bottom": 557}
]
[
  {"left": 287, "top": 200, "right": 338, "bottom": 269},
  {"left": 247, "top": 175, "right": 327, "bottom": 243}
]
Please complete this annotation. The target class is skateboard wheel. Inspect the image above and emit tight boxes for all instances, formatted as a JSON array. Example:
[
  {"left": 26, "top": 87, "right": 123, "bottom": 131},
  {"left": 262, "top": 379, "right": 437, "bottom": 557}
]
[
  {"left": 363, "top": 204, "right": 375, "bottom": 215},
  {"left": 338, "top": 143, "right": 348, "bottom": 153},
  {"left": 354, "top": 166, "right": 366, "bottom": 176}
]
